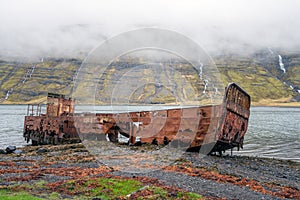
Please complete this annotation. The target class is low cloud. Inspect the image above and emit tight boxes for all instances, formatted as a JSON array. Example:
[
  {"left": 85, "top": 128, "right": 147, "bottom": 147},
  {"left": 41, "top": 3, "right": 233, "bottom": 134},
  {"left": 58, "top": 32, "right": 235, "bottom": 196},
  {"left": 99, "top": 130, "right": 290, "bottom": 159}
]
[{"left": 1, "top": 0, "right": 300, "bottom": 60}]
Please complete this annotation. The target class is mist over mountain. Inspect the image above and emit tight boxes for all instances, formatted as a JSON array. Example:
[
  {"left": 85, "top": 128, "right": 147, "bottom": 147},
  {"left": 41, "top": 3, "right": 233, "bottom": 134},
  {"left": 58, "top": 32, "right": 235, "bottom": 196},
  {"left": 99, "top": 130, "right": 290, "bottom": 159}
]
[
  {"left": 1, "top": 1, "right": 299, "bottom": 105},
  {"left": 1, "top": 0, "right": 300, "bottom": 60}
]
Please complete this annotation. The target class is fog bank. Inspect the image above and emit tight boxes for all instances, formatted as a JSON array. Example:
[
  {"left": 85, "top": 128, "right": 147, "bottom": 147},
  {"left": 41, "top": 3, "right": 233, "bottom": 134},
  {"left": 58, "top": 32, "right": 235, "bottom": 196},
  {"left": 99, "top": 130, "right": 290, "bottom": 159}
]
[{"left": 1, "top": 0, "right": 300, "bottom": 59}]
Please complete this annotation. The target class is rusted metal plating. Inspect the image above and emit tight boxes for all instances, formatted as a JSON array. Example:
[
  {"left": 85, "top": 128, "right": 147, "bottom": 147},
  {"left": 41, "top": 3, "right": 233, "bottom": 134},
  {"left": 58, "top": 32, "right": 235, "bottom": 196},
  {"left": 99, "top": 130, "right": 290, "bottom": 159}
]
[{"left": 23, "top": 83, "right": 250, "bottom": 153}]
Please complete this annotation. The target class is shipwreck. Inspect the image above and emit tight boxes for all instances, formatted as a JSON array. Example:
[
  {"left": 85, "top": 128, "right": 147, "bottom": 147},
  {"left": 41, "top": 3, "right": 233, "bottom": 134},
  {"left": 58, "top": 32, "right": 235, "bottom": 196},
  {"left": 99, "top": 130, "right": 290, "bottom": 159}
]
[{"left": 23, "top": 82, "right": 250, "bottom": 154}]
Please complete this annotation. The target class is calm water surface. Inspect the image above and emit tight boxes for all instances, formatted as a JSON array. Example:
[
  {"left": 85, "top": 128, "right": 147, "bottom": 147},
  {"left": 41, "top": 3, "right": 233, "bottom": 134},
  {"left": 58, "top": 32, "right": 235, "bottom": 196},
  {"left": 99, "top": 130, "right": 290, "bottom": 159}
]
[
  {"left": 235, "top": 106, "right": 300, "bottom": 162},
  {"left": 0, "top": 105, "right": 299, "bottom": 162}
]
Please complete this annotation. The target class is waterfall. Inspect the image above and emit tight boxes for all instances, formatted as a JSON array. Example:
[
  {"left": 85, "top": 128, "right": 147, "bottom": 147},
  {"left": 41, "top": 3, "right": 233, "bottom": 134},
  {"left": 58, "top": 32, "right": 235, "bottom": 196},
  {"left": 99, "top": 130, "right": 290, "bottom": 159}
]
[
  {"left": 72, "top": 67, "right": 79, "bottom": 84},
  {"left": 22, "top": 65, "right": 36, "bottom": 83},
  {"left": 198, "top": 58, "right": 207, "bottom": 95},
  {"left": 284, "top": 82, "right": 299, "bottom": 94},
  {"left": 29, "top": 65, "right": 36, "bottom": 78},
  {"left": 198, "top": 60, "right": 219, "bottom": 99},
  {"left": 3, "top": 62, "right": 38, "bottom": 102},
  {"left": 5, "top": 91, "right": 10, "bottom": 100},
  {"left": 203, "top": 80, "right": 208, "bottom": 94},
  {"left": 22, "top": 77, "right": 26, "bottom": 83},
  {"left": 5, "top": 89, "right": 12, "bottom": 100},
  {"left": 213, "top": 84, "right": 219, "bottom": 96},
  {"left": 199, "top": 61, "right": 214, "bottom": 98},
  {"left": 278, "top": 55, "right": 286, "bottom": 73},
  {"left": 199, "top": 62, "right": 203, "bottom": 80},
  {"left": 268, "top": 47, "right": 274, "bottom": 54}
]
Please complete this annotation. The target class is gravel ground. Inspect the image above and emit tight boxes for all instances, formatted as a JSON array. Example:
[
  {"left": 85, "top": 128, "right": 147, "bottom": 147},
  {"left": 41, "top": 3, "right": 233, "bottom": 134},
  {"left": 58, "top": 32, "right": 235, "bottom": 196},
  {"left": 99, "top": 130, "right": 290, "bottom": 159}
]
[
  {"left": 112, "top": 170, "right": 282, "bottom": 199},
  {"left": 0, "top": 144, "right": 299, "bottom": 199},
  {"left": 183, "top": 152, "right": 300, "bottom": 190}
]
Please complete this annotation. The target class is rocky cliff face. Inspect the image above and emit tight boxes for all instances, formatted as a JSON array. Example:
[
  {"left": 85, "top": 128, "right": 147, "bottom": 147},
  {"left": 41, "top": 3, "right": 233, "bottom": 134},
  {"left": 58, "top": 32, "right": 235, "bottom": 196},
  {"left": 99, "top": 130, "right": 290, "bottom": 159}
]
[{"left": 0, "top": 49, "right": 299, "bottom": 105}]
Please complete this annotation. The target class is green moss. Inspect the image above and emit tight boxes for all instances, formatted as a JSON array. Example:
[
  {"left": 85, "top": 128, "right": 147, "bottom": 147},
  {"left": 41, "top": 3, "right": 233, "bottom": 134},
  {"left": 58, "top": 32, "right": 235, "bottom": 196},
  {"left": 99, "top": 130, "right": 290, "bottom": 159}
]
[
  {"left": 0, "top": 189, "right": 42, "bottom": 200},
  {"left": 32, "top": 180, "right": 47, "bottom": 189},
  {"left": 49, "top": 192, "right": 60, "bottom": 200},
  {"left": 176, "top": 191, "right": 203, "bottom": 199},
  {"left": 4, "top": 177, "right": 204, "bottom": 200},
  {"left": 145, "top": 186, "right": 204, "bottom": 199},
  {"left": 60, "top": 177, "right": 143, "bottom": 199},
  {"left": 153, "top": 187, "right": 168, "bottom": 197},
  {"left": 92, "top": 178, "right": 142, "bottom": 197}
]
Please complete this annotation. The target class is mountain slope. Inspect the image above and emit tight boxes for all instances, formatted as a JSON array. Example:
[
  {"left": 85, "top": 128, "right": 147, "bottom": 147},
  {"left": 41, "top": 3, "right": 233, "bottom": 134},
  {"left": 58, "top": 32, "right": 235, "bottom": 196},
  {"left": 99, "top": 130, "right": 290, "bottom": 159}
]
[
  {"left": 215, "top": 51, "right": 299, "bottom": 104},
  {"left": 0, "top": 50, "right": 299, "bottom": 105},
  {"left": 0, "top": 58, "right": 80, "bottom": 104}
]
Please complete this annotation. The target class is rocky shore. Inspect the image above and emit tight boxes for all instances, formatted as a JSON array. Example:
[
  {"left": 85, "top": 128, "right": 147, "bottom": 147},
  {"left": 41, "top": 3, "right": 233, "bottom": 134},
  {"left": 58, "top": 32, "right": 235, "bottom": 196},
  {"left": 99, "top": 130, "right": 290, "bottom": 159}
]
[{"left": 0, "top": 144, "right": 299, "bottom": 199}]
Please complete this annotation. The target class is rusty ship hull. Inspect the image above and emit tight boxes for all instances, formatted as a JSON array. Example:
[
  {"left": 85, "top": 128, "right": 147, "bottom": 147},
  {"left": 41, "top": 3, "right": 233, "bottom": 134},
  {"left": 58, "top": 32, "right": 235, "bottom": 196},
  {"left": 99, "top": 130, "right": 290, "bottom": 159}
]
[{"left": 23, "top": 83, "right": 250, "bottom": 153}]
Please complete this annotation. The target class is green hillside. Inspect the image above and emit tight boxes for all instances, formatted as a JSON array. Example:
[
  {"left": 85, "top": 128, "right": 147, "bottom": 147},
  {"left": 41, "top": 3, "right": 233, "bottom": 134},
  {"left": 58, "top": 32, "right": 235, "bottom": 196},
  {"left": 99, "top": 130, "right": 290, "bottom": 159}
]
[
  {"left": 0, "top": 52, "right": 299, "bottom": 106},
  {"left": 0, "top": 59, "right": 80, "bottom": 104},
  {"left": 215, "top": 55, "right": 296, "bottom": 103}
]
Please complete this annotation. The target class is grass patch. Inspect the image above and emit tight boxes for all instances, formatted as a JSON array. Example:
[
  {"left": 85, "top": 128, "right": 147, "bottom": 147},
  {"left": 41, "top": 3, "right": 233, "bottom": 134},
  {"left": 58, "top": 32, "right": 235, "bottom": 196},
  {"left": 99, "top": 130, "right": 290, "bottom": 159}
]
[
  {"left": 153, "top": 186, "right": 168, "bottom": 197},
  {"left": 49, "top": 192, "right": 60, "bottom": 200},
  {"left": 61, "top": 177, "right": 143, "bottom": 199},
  {"left": 134, "top": 186, "right": 204, "bottom": 200},
  {"left": 34, "top": 180, "right": 48, "bottom": 190},
  {"left": 0, "top": 189, "right": 42, "bottom": 200},
  {"left": 4, "top": 177, "right": 204, "bottom": 199}
]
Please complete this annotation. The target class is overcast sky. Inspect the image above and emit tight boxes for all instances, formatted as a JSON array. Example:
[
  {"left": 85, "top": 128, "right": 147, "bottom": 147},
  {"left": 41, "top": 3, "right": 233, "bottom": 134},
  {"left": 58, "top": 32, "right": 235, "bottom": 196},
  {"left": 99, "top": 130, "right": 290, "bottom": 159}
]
[{"left": 1, "top": 0, "right": 300, "bottom": 59}]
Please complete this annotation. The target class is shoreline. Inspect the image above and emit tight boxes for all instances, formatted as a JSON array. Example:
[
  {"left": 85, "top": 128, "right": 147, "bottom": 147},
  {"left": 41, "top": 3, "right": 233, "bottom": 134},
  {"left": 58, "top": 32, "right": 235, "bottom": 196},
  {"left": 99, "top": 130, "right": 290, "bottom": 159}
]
[
  {"left": 1, "top": 142, "right": 299, "bottom": 163},
  {"left": 1, "top": 102, "right": 300, "bottom": 107}
]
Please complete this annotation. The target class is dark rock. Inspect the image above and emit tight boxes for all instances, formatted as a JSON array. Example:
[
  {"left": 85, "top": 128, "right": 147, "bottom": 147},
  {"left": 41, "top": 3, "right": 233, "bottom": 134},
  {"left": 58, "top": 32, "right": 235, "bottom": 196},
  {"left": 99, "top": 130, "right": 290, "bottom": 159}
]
[
  {"left": 134, "top": 141, "right": 142, "bottom": 146},
  {"left": 225, "top": 160, "right": 231, "bottom": 165},
  {"left": 0, "top": 149, "right": 6, "bottom": 154},
  {"left": 37, "top": 148, "right": 48, "bottom": 153},
  {"left": 163, "top": 136, "right": 170, "bottom": 145},
  {"left": 6, "top": 146, "right": 16, "bottom": 154},
  {"left": 151, "top": 138, "right": 158, "bottom": 145},
  {"left": 170, "top": 191, "right": 177, "bottom": 197}
]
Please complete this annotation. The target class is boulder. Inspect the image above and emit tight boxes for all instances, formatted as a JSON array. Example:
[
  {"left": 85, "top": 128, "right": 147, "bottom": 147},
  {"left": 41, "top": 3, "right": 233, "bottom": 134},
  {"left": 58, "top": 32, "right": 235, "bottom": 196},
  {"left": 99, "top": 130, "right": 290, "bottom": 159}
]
[
  {"left": 6, "top": 146, "right": 16, "bottom": 154},
  {"left": 0, "top": 149, "right": 6, "bottom": 154},
  {"left": 36, "top": 148, "right": 48, "bottom": 154}
]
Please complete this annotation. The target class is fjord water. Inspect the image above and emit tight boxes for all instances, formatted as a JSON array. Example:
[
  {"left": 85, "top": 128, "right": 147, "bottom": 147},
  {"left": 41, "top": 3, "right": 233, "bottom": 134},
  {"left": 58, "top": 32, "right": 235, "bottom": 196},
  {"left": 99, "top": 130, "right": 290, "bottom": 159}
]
[
  {"left": 0, "top": 105, "right": 299, "bottom": 162},
  {"left": 0, "top": 105, "right": 27, "bottom": 149},
  {"left": 235, "top": 106, "right": 300, "bottom": 162}
]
